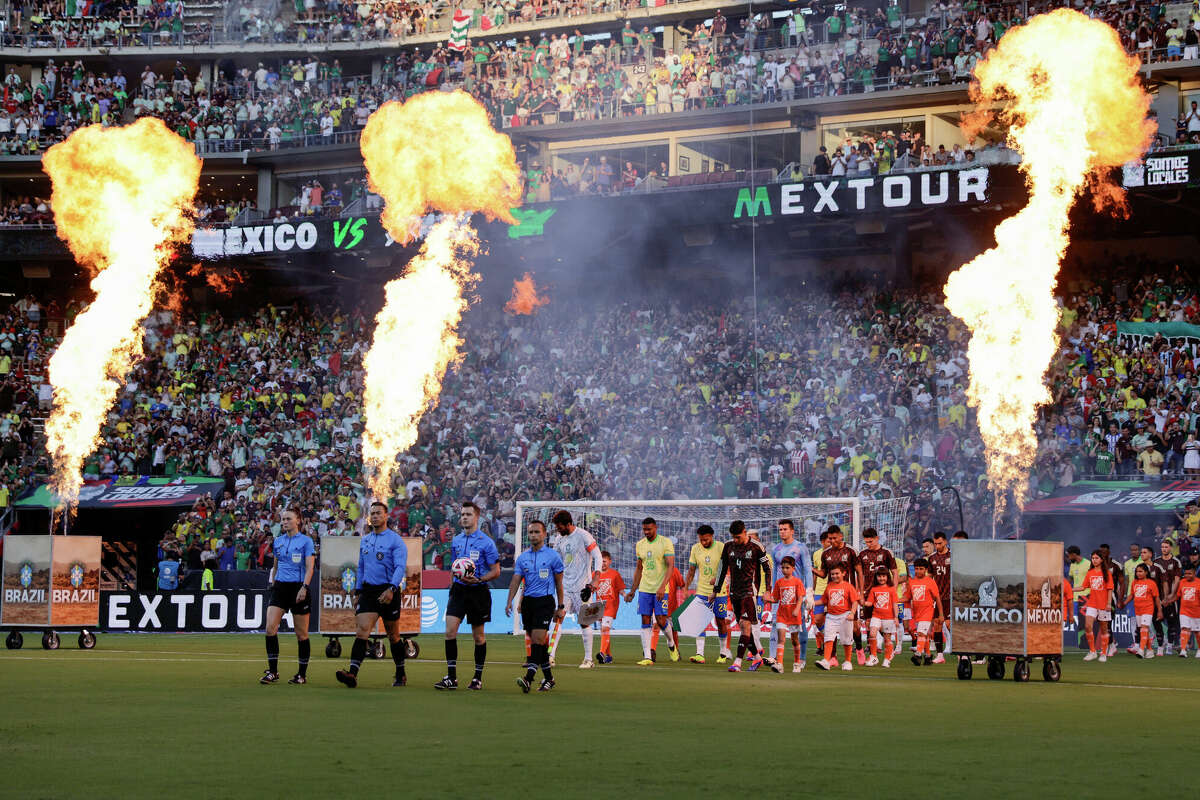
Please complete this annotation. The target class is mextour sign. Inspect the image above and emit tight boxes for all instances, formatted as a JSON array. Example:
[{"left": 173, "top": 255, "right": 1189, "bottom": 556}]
[
  {"left": 100, "top": 589, "right": 311, "bottom": 632},
  {"left": 732, "top": 167, "right": 989, "bottom": 219}
]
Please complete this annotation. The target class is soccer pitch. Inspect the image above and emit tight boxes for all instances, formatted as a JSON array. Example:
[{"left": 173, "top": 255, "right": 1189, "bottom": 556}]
[{"left": 2, "top": 634, "right": 1197, "bottom": 798}]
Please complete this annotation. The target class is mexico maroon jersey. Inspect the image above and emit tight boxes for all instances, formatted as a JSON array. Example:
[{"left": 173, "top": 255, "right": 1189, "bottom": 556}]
[
  {"left": 859, "top": 546, "right": 896, "bottom": 583},
  {"left": 929, "top": 550, "right": 951, "bottom": 598},
  {"left": 822, "top": 544, "right": 858, "bottom": 586},
  {"left": 1156, "top": 556, "right": 1182, "bottom": 597},
  {"left": 720, "top": 540, "right": 769, "bottom": 599}
]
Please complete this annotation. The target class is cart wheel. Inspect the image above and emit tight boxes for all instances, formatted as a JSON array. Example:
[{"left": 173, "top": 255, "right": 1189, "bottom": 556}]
[
  {"left": 1013, "top": 660, "right": 1030, "bottom": 682},
  {"left": 77, "top": 630, "right": 96, "bottom": 650},
  {"left": 986, "top": 657, "right": 1005, "bottom": 680},
  {"left": 405, "top": 639, "right": 420, "bottom": 660},
  {"left": 372, "top": 639, "right": 386, "bottom": 659},
  {"left": 42, "top": 631, "right": 61, "bottom": 651},
  {"left": 325, "top": 639, "right": 342, "bottom": 659},
  {"left": 5, "top": 631, "right": 22, "bottom": 650},
  {"left": 956, "top": 657, "right": 973, "bottom": 680},
  {"left": 1042, "top": 659, "right": 1061, "bottom": 682}
]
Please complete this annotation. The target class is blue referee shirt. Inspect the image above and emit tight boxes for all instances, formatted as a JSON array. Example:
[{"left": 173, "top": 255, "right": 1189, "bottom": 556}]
[
  {"left": 356, "top": 528, "right": 407, "bottom": 591},
  {"left": 514, "top": 546, "right": 564, "bottom": 598},
  {"left": 273, "top": 533, "right": 315, "bottom": 582},
  {"left": 450, "top": 529, "right": 500, "bottom": 586},
  {"left": 772, "top": 540, "right": 813, "bottom": 591}
]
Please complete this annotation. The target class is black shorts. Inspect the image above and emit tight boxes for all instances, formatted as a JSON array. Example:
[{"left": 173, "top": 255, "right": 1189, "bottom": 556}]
[
  {"left": 447, "top": 582, "right": 491, "bottom": 626},
  {"left": 520, "top": 595, "right": 556, "bottom": 633},
  {"left": 861, "top": 605, "right": 874, "bottom": 620},
  {"left": 731, "top": 593, "right": 758, "bottom": 622},
  {"left": 269, "top": 581, "right": 312, "bottom": 616},
  {"left": 355, "top": 584, "right": 402, "bottom": 622}
]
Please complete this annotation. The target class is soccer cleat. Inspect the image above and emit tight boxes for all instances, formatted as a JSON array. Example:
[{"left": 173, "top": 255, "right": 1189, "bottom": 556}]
[
  {"left": 1108, "top": 642, "right": 1118, "bottom": 657},
  {"left": 1166, "top": 644, "right": 1176, "bottom": 656},
  {"left": 650, "top": 648, "right": 657, "bottom": 663},
  {"left": 1156, "top": 646, "right": 1164, "bottom": 657},
  {"left": 1099, "top": 654, "right": 1108, "bottom": 663},
  {"left": 882, "top": 658, "right": 891, "bottom": 668},
  {"left": 1194, "top": 650, "right": 1200, "bottom": 659},
  {"left": 668, "top": 647, "right": 680, "bottom": 663},
  {"left": 841, "top": 661, "right": 853, "bottom": 671},
  {"left": 1135, "top": 648, "right": 1144, "bottom": 659},
  {"left": 516, "top": 676, "right": 531, "bottom": 694},
  {"left": 716, "top": 654, "right": 729, "bottom": 664},
  {"left": 689, "top": 655, "right": 705, "bottom": 664},
  {"left": 1083, "top": 651, "right": 1098, "bottom": 661},
  {"left": 911, "top": 654, "right": 923, "bottom": 666},
  {"left": 537, "top": 679, "right": 555, "bottom": 692},
  {"left": 393, "top": 675, "right": 407, "bottom": 687},
  {"left": 793, "top": 662, "right": 805, "bottom": 673},
  {"left": 932, "top": 653, "right": 946, "bottom": 664},
  {"left": 923, "top": 655, "right": 933, "bottom": 666},
  {"left": 727, "top": 663, "right": 741, "bottom": 672},
  {"left": 747, "top": 656, "right": 763, "bottom": 672},
  {"left": 1127, "top": 645, "right": 1141, "bottom": 655},
  {"left": 467, "top": 678, "right": 483, "bottom": 690},
  {"left": 259, "top": 670, "right": 279, "bottom": 685},
  {"left": 1180, "top": 650, "right": 1189, "bottom": 658},
  {"left": 579, "top": 659, "right": 594, "bottom": 669},
  {"left": 865, "top": 655, "right": 879, "bottom": 667},
  {"left": 815, "top": 658, "right": 831, "bottom": 671},
  {"left": 636, "top": 658, "right": 654, "bottom": 666},
  {"left": 1145, "top": 649, "right": 1155, "bottom": 660},
  {"left": 856, "top": 649, "right": 865, "bottom": 666},
  {"left": 770, "top": 661, "right": 784, "bottom": 674},
  {"left": 287, "top": 674, "right": 306, "bottom": 685},
  {"left": 600, "top": 653, "right": 613, "bottom": 664},
  {"left": 334, "top": 670, "right": 357, "bottom": 688},
  {"left": 433, "top": 676, "right": 458, "bottom": 690}
]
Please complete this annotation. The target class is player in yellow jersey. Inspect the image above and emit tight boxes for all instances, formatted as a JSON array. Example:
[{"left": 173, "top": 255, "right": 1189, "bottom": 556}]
[
  {"left": 684, "top": 524, "right": 731, "bottom": 664},
  {"left": 624, "top": 517, "right": 678, "bottom": 665},
  {"left": 811, "top": 529, "right": 832, "bottom": 653}
]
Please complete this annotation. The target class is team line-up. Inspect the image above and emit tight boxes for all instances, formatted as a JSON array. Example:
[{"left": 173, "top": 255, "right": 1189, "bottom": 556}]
[{"left": 252, "top": 502, "right": 1200, "bottom": 691}]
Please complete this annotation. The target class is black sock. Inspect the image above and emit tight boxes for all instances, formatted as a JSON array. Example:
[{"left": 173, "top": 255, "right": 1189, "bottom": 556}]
[
  {"left": 934, "top": 632, "right": 944, "bottom": 653},
  {"left": 349, "top": 637, "right": 367, "bottom": 675},
  {"left": 737, "top": 635, "right": 748, "bottom": 659},
  {"left": 390, "top": 639, "right": 406, "bottom": 679},
  {"left": 474, "top": 642, "right": 486, "bottom": 680},
  {"left": 540, "top": 643, "right": 553, "bottom": 681},
  {"left": 853, "top": 630, "right": 863, "bottom": 650},
  {"left": 525, "top": 644, "right": 539, "bottom": 681},
  {"left": 297, "top": 639, "right": 310, "bottom": 677},
  {"left": 446, "top": 638, "right": 458, "bottom": 680},
  {"left": 266, "top": 634, "right": 279, "bottom": 674}
]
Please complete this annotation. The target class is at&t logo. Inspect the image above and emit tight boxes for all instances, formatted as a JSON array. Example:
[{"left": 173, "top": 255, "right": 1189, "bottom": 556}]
[{"left": 421, "top": 596, "right": 440, "bottom": 628}]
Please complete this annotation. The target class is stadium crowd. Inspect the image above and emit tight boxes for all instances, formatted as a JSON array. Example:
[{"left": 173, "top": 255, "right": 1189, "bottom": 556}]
[
  {"left": 0, "top": 255, "right": 1197, "bottom": 573},
  {"left": 2, "top": 0, "right": 1198, "bottom": 156}
]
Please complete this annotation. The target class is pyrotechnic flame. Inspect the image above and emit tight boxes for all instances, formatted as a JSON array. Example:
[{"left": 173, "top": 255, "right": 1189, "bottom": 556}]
[
  {"left": 944, "top": 9, "right": 1154, "bottom": 513},
  {"left": 43, "top": 119, "right": 200, "bottom": 509},
  {"left": 359, "top": 91, "right": 521, "bottom": 499},
  {"left": 504, "top": 272, "right": 550, "bottom": 315},
  {"left": 188, "top": 263, "right": 246, "bottom": 295}
]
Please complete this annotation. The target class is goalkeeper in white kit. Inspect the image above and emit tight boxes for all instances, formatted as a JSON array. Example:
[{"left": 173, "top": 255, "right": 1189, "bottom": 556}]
[{"left": 548, "top": 510, "right": 603, "bottom": 668}]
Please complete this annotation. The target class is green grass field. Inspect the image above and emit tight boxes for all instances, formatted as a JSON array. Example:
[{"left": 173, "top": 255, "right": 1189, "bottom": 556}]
[{"left": 2, "top": 633, "right": 1199, "bottom": 798}]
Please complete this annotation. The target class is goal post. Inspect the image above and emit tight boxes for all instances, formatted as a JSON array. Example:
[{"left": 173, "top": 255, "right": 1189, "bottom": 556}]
[{"left": 512, "top": 496, "right": 910, "bottom": 635}]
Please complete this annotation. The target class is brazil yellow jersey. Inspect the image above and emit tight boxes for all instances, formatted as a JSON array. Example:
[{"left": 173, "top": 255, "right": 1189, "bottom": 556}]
[
  {"left": 689, "top": 541, "right": 723, "bottom": 597},
  {"left": 813, "top": 548, "right": 828, "bottom": 597},
  {"left": 636, "top": 535, "right": 675, "bottom": 593}
]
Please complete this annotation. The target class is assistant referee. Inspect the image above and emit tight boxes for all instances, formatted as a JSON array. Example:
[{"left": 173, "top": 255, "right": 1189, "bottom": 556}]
[
  {"left": 262, "top": 508, "right": 315, "bottom": 685},
  {"left": 506, "top": 520, "right": 565, "bottom": 693}
]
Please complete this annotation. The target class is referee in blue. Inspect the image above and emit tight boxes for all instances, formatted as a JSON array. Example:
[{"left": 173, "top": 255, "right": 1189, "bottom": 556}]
[
  {"left": 506, "top": 520, "right": 565, "bottom": 692},
  {"left": 435, "top": 501, "right": 501, "bottom": 691},
  {"left": 262, "top": 508, "right": 315, "bottom": 685},
  {"left": 336, "top": 501, "right": 410, "bottom": 688}
]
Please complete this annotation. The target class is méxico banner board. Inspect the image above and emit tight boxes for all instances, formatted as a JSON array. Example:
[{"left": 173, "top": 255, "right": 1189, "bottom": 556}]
[{"left": 951, "top": 540, "right": 1064, "bottom": 656}]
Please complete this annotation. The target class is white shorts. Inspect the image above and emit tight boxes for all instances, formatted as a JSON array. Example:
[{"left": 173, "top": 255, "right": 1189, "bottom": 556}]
[
  {"left": 914, "top": 620, "right": 932, "bottom": 635},
  {"left": 1135, "top": 614, "right": 1153, "bottom": 628},
  {"left": 1085, "top": 607, "right": 1112, "bottom": 622},
  {"left": 869, "top": 617, "right": 897, "bottom": 635},
  {"left": 823, "top": 611, "right": 853, "bottom": 643},
  {"left": 564, "top": 588, "right": 587, "bottom": 616},
  {"left": 601, "top": 615, "right": 615, "bottom": 629},
  {"left": 1181, "top": 614, "right": 1200, "bottom": 632},
  {"left": 775, "top": 622, "right": 803, "bottom": 635}
]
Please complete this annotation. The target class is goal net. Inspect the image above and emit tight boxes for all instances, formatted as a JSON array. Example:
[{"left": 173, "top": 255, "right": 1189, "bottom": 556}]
[{"left": 513, "top": 497, "right": 910, "bottom": 634}]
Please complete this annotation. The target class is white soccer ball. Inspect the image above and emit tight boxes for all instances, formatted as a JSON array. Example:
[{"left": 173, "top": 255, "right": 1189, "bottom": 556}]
[{"left": 451, "top": 557, "right": 476, "bottom": 580}]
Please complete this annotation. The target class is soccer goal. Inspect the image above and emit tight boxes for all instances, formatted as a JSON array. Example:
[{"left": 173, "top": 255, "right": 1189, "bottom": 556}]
[{"left": 513, "top": 497, "right": 911, "bottom": 634}]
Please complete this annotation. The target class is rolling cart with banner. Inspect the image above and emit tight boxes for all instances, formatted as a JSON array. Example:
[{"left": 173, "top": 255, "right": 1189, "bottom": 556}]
[
  {"left": 950, "top": 540, "right": 1064, "bottom": 683},
  {"left": 318, "top": 535, "right": 422, "bottom": 660},
  {"left": 3, "top": 535, "right": 102, "bottom": 651}
]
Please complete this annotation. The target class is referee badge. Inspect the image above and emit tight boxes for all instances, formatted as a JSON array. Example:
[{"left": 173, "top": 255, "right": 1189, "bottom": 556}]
[
  {"left": 376, "top": 552, "right": 384, "bottom": 561},
  {"left": 539, "top": 569, "right": 550, "bottom": 579}
]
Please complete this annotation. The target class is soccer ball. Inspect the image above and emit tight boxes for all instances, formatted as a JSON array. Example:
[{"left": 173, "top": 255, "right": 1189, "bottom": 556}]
[{"left": 451, "top": 558, "right": 476, "bottom": 580}]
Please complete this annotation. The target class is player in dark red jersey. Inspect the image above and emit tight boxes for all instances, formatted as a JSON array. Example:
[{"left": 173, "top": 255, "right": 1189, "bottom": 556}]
[
  {"left": 857, "top": 528, "right": 898, "bottom": 664},
  {"left": 713, "top": 520, "right": 771, "bottom": 673},
  {"left": 818, "top": 525, "right": 861, "bottom": 661},
  {"left": 927, "top": 532, "right": 952, "bottom": 664}
]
